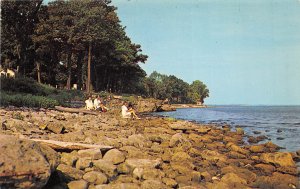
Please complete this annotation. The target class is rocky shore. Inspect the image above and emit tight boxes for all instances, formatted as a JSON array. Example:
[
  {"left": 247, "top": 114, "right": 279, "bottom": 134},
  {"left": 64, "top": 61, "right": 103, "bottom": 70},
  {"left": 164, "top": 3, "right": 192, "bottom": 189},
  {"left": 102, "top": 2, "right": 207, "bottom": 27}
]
[{"left": 0, "top": 106, "right": 299, "bottom": 189}]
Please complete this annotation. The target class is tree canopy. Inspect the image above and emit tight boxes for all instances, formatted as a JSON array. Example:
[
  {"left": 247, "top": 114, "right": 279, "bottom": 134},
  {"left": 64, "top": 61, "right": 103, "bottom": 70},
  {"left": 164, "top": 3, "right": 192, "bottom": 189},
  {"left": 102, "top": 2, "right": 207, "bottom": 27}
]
[{"left": 1, "top": 0, "right": 209, "bottom": 104}]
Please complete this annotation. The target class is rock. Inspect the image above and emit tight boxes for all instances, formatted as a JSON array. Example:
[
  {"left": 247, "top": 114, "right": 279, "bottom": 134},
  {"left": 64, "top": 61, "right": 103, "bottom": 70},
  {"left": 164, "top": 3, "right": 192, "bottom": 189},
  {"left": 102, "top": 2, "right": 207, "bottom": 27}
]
[
  {"left": 201, "top": 150, "right": 227, "bottom": 162},
  {"left": 221, "top": 165, "right": 257, "bottom": 183},
  {"left": 236, "top": 127, "right": 244, "bottom": 135},
  {"left": 162, "top": 178, "right": 178, "bottom": 188},
  {"left": 200, "top": 171, "right": 212, "bottom": 182},
  {"left": 169, "top": 133, "right": 184, "bottom": 147},
  {"left": 157, "top": 104, "right": 176, "bottom": 112},
  {"left": 76, "top": 157, "right": 93, "bottom": 170},
  {"left": 254, "top": 164, "right": 276, "bottom": 174},
  {"left": 253, "top": 131, "right": 261, "bottom": 134},
  {"left": 142, "top": 168, "right": 165, "bottom": 180},
  {"left": 252, "top": 172, "right": 298, "bottom": 189},
  {"left": 61, "top": 151, "right": 78, "bottom": 166},
  {"left": 78, "top": 148, "right": 102, "bottom": 160},
  {"left": 226, "top": 142, "right": 249, "bottom": 155},
  {"left": 249, "top": 145, "right": 265, "bottom": 153},
  {"left": 196, "top": 127, "right": 211, "bottom": 134},
  {"left": 133, "top": 167, "right": 144, "bottom": 179},
  {"left": 206, "top": 181, "right": 230, "bottom": 189},
  {"left": 171, "top": 152, "right": 191, "bottom": 162},
  {"left": 128, "top": 134, "right": 146, "bottom": 148},
  {"left": 93, "top": 159, "right": 117, "bottom": 178},
  {"left": 228, "top": 151, "right": 247, "bottom": 159},
  {"left": 67, "top": 180, "right": 89, "bottom": 189},
  {"left": 0, "top": 134, "right": 59, "bottom": 189},
  {"left": 47, "top": 122, "right": 65, "bottom": 134},
  {"left": 57, "top": 164, "right": 84, "bottom": 181},
  {"left": 103, "top": 149, "right": 125, "bottom": 165},
  {"left": 83, "top": 171, "right": 108, "bottom": 184},
  {"left": 117, "top": 163, "right": 131, "bottom": 174},
  {"left": 125, "top": 158, "right": 161, "bottom": 171},
  {"left": 277, "top": 129, "right": 283, "bottom": 133},
  {"left": 260, "top": 152, "right": 295, "bottom": 167},
  {"left": 169, "top": 121, "right": 198, "bottom": 131},
  {"left": 141, "top": 179, "right": 167, "bottom": 189},
  {"left": 221, "top": 173, "right": 247, "bottom": 187}
]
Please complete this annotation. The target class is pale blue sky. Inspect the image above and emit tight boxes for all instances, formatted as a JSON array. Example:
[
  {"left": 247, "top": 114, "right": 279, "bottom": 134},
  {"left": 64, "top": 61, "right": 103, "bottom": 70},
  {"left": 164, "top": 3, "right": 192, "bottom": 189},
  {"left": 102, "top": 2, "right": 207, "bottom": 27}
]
[{"left": 112, "top": 0, "right": 300, "bottom": 105}]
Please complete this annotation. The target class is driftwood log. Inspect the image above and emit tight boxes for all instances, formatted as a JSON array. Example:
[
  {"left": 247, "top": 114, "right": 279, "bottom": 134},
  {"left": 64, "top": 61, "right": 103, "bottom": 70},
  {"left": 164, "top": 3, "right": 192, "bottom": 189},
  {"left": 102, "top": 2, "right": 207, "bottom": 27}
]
[
  {"left": 31, "top": 138, "right": 113, "bottom": 151},
  {"left": 55, "top": 106, "right": 99, "bottom": 115}
]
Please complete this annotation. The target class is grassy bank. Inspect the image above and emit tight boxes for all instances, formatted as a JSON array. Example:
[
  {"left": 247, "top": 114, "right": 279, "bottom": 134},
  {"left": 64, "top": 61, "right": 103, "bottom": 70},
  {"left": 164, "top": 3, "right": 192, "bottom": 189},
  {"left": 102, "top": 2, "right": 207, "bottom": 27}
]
[{"left": 0, "top": 77, "right": 84, "bottom": 108}]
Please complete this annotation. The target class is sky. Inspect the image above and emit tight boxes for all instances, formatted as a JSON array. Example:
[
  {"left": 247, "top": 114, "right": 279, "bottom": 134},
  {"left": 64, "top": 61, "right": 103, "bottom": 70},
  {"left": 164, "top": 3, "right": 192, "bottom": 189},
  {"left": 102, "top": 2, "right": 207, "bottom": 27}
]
[{"left": 111, "top": 0, "right": 300, "bottom": 105}]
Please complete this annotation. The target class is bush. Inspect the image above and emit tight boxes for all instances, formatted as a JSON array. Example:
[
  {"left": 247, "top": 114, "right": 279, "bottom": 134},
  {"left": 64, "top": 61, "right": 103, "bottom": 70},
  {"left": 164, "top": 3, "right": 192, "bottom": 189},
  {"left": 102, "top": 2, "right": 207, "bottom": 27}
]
[
  {"left": 0, "top": 77, "right": 58, "bottom": 96},
  {"left": 0, "top": 92, "right": 59, "bottom": 108}
]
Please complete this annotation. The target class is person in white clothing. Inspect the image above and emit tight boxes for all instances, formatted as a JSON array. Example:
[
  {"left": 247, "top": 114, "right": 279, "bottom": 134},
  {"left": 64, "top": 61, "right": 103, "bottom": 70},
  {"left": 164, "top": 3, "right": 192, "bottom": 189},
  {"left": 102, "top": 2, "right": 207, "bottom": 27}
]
[
  {"left": 94, "top": 96, "right": 101, "bottom": 110},
  {"left": 85, "top": 96, "right": 94, "bottom": 110},
  {"left": 121, "top": 101, "right": 140, "bottom": 119},
  {"left": 122, "top": 102, "right": 131, "bottom": 118}
]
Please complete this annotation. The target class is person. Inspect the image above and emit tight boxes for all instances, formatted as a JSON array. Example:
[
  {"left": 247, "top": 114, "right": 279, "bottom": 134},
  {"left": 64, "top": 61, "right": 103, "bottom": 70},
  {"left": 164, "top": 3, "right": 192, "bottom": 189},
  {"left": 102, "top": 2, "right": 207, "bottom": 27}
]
[
  {"left": 94, "top": 96, "right": 101, "bottom": 110},
  {"left": 121, "top": 101, "right": 140, "bottom": 119},
  {"left": 85, "top": 96, "right": 94, "bottom": 110}
]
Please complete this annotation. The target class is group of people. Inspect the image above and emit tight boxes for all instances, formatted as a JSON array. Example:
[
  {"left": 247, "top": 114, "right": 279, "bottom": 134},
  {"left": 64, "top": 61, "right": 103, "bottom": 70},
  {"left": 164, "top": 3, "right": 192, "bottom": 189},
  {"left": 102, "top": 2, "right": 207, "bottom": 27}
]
[
  {"left": 85, "top": 96, "right": 109, "bottom": 112},
  {"left": 85, "top": 96, "right": 141, "bottom": 120}
]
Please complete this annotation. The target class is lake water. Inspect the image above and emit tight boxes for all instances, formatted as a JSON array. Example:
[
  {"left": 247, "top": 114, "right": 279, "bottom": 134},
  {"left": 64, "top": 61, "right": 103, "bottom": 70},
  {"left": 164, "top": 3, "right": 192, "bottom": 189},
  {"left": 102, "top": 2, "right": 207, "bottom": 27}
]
[{"left": 155, "top": 106, "right": 300, "bottom": 152}]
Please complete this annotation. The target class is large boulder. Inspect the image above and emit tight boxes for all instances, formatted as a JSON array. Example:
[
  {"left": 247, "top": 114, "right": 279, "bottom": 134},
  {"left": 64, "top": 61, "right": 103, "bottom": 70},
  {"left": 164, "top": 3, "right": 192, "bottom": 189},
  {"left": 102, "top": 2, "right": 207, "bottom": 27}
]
[
  {"left": 93, "top": 159, "right": 117, "bottom": 178},
  {"left": 0, "top": 134, "right": 59, "bottom": 189},
  {"left": 103, "top": 149, "right": 125, "bottom": 165},
  {"left": 83, "top": 171, "right": 108, "bottom": 184},
  {"left": 260, "top": 152, "right": 295, "bottom": 167}
]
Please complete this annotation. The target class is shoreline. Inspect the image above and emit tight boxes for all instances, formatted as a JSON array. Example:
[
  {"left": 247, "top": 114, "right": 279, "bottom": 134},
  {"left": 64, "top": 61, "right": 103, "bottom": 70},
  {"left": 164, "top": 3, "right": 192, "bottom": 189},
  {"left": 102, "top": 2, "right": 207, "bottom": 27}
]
[{"left": 0, "top": 107, "right": 299, "bottom": 188}]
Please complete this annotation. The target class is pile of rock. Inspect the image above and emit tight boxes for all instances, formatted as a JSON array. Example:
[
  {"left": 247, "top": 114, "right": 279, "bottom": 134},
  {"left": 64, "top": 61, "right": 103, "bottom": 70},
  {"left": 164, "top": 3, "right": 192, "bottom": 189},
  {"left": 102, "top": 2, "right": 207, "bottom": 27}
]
[{"left": 0, "top": 108, "right": 299, "bottom": 189}]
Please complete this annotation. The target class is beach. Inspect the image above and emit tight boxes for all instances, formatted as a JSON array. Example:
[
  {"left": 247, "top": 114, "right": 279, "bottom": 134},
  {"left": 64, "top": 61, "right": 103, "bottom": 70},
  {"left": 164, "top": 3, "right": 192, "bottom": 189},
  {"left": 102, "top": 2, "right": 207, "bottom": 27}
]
[{"left": 0, "top": 105, "right": 299, "bottom": 189}]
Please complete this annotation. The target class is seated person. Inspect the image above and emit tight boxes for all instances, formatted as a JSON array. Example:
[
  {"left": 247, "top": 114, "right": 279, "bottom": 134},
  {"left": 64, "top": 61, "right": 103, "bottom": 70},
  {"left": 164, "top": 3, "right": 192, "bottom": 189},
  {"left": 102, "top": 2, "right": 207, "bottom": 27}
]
[
  {"left": 94, "top": 96, "right": 101, "bottom": 110},
  {"left": 121, "top": 102, "right": 140, "bottom": 119},
  {"left": 85, "top": 96, "right": 94, "bottom": 110}
]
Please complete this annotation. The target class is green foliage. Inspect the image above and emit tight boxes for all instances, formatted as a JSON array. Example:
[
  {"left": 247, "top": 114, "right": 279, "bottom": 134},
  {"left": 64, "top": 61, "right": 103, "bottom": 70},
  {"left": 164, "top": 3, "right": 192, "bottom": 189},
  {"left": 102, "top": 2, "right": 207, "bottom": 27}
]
[
  {"left": 0, "top": 92, "right": 59, "bottom": 108},
  {"left": 144, "top": 71, "right": 209, "bottom": 104},
  {"left": 0, "top": 77, "right": 58, "bottom": 96}
]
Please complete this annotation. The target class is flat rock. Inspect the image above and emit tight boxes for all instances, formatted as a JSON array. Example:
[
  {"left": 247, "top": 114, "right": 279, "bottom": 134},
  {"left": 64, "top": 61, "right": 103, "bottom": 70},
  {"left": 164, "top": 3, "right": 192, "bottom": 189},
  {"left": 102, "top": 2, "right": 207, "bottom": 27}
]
[
  {"left": 169, "top": 121, "right": 198, "bottom": 131},
  {"left": 78, "top": 148, "right": 102, "bottom": 160},
  {"left": 67, "top": 180, "right": 88, "bottom": 189},
  {"left": 260, "top": 152, "right": 295, "bottom": 167},
  {"left": 125, "top": 158, "right": 161, "bottom": 170}
]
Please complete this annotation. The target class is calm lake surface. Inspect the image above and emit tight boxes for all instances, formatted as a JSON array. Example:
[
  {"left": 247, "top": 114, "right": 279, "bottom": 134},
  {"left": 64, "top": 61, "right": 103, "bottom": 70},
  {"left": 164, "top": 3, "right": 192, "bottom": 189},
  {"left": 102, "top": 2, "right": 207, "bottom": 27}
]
[{"left": 154, "top": 106, "right": 300, "bottom": 152}]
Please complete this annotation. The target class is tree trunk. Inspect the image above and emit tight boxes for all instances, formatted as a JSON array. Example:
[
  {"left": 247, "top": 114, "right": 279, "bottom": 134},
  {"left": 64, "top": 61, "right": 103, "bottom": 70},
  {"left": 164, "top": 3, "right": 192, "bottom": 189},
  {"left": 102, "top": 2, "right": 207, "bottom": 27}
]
[
  {"left": 66, "top": 49, "right": 72, "bottom": 90},
  {"left": 87, "top": 42, "right": 92, "bottom": 94},
  {"left": 76, "top": 52, "right": 84, "bottom": 90},
  {"left": 37, "top": 62, "right": 41, "bottom": 83}
]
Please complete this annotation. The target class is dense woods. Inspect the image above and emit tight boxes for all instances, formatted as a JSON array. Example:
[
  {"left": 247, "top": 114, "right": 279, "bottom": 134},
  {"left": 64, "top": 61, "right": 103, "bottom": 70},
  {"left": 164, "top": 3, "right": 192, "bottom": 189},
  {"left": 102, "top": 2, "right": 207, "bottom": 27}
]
[{"left": 1, "top": 0, "right": 209, "bottom": 104}]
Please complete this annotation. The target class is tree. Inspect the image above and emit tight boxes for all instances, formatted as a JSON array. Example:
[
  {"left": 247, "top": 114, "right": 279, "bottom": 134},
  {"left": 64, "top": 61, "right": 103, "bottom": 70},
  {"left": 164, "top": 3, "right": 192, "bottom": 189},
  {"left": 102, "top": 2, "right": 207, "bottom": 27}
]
[
  {"left": 189, "top": 80, "right": 210, "bottom": 104},
  {"left": 1, "top": 0, "right": 43, "bottom": 75}
]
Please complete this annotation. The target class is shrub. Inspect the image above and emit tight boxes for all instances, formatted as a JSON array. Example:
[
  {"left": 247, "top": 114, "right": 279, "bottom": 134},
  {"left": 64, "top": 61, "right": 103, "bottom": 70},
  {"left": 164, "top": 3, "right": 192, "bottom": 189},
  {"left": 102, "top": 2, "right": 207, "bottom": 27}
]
[
  {"left": 0, "top": 92, "right": 59, "bottom": 108},
  {"left": 0, "top": 77, "right": 58, "bottom": 96}
]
